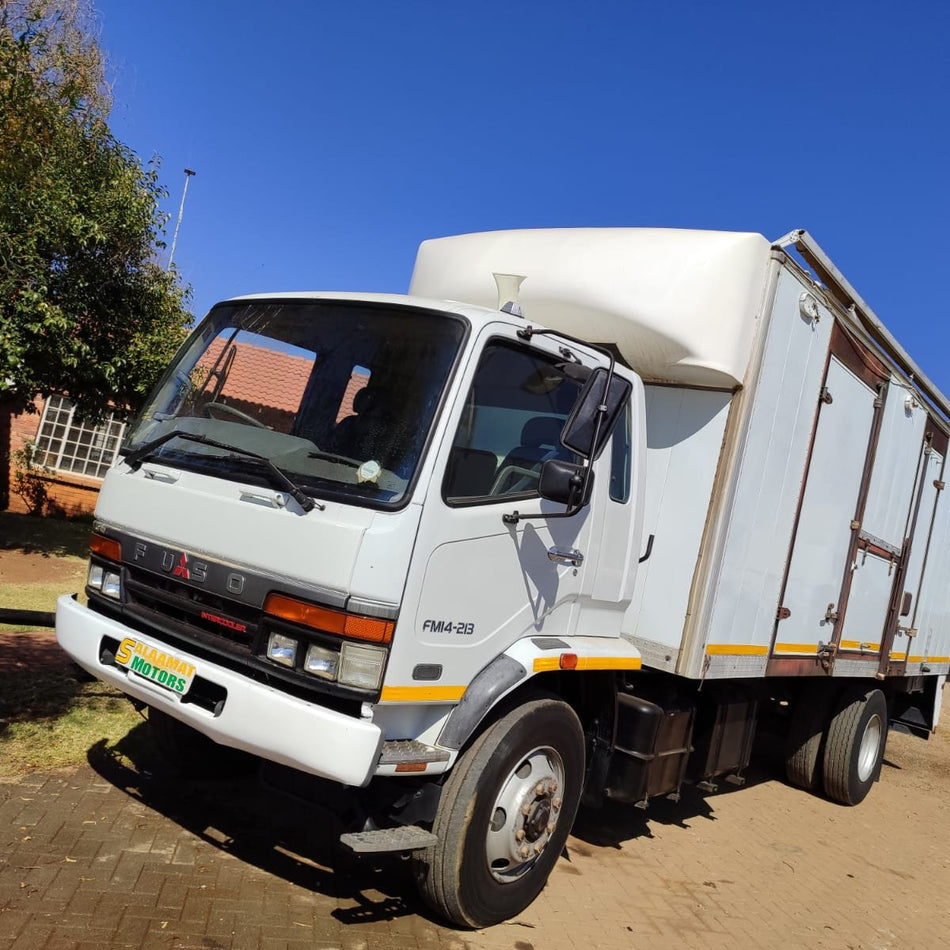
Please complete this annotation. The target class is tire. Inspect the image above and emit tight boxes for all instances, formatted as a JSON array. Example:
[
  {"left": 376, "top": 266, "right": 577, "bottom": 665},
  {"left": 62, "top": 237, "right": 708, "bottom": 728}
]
[
  {"left": 414, "top": 697, "right": 585, "bottom": 928},
  {"left": 784, "top": 684, "right": 836, "bottom": 791},
  {"left": 148, "top": 708, "right": 255, "bottom": 779},
  {"left": 822, "top": 687, "right": 887, "bottom": 805}
]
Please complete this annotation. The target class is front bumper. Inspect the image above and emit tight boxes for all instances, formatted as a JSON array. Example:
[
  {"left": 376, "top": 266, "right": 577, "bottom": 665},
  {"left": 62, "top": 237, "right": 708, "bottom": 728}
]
[{"left": 56, "top": 595, "right": 383, "bottom": 787}]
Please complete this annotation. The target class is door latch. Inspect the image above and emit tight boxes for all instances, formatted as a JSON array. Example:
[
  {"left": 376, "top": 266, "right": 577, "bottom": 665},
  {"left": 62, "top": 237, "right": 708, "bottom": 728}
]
[{"left": 548, "top": 546, "right": 584, "bottom": 567}]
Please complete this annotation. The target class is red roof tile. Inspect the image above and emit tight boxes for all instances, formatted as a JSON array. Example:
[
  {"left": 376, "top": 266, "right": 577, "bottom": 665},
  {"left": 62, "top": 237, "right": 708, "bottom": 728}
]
[{"left": 198, "top": 340, "right": 314, "bottom": 413}]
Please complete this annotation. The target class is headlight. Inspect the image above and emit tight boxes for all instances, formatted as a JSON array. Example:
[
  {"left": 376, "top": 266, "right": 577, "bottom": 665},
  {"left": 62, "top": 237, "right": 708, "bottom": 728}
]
[
  {"left": 266, "top": 632, "right": 297, "bottom": 667},
  {"left": 304, "top": 643, "right": 339, "bottom": 680},
  {"left": 87, "top": 564, "right": 104, "bottom": 590},
  {"left": 339, "top": 642, "right": 386, "bottom": 690},
  {"left": 101, "top": 570, "right": 122, "bottom": 600}
]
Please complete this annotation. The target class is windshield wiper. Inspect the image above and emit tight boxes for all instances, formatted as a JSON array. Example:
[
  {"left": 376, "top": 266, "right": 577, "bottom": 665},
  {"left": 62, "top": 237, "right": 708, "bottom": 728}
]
[{"left": 122, "top": 430, "right": 323, "bottom": 513}]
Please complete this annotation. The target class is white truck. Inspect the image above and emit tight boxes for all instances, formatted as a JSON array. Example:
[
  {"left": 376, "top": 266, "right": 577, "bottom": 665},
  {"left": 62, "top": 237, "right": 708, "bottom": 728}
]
[{"left": 57, "top": 228, "right": 950, "bottom": 928}]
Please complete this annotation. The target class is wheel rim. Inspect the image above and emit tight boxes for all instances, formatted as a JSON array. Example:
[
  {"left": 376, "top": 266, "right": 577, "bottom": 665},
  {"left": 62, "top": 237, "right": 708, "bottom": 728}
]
[
  {"left": 857, "top": 713, "right": 883, "bottom": 782},
  {"left": 485, "top": 745, "right": 566, "bottom": 884}
]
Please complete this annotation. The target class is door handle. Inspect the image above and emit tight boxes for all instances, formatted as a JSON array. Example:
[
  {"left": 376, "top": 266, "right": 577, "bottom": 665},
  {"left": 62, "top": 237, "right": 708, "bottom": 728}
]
[{"left": 548, "top": 546, "right": 584, "bottom": 566}]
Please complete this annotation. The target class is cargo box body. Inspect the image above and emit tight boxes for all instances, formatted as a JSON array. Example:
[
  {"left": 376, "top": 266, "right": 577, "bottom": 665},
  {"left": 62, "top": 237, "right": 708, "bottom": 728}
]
[{"left": 626, "top": 256, "right": 950, "bottom": 685}]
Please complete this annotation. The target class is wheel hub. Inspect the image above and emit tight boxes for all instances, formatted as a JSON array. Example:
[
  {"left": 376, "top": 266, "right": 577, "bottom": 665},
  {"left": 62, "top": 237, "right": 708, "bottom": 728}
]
[
  {"left": 857, "top": 712, "right": 883, "bottom": 783},
  {"left": 485, "top": 746, "right": 565, "bottom": 883},
  {"left": 524, "top": 797, "right": 552, "bottom": 842}
]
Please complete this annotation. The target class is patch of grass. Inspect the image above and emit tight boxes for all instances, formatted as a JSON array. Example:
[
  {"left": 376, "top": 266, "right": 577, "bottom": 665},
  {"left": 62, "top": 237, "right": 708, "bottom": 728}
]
[
  {"left": 0, "top": 669, "right": 146, "bottom": 777},
  {"left": 0, "top": 511, "right": 92, "bottom": 558}
]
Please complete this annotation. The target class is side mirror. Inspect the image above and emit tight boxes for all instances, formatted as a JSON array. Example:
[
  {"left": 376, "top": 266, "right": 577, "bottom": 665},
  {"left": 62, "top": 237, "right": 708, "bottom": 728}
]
[
  {"left": 539, "top": 459, "right": 594, "bottom": 508},
  {"left": 560, "top": 366, "right": 631, "bottom": 461}
]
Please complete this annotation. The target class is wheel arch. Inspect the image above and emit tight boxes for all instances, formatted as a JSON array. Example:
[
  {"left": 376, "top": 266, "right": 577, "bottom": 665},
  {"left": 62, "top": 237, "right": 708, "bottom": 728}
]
[{"left": 437, "top": 638, "right": 631, "bottom": 754}]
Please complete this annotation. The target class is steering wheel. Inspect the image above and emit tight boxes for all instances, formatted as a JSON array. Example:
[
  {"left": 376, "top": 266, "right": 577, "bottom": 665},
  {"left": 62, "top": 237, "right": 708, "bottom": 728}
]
[{"left": 203, "top": 401, "right": 270, "bottom": 429}]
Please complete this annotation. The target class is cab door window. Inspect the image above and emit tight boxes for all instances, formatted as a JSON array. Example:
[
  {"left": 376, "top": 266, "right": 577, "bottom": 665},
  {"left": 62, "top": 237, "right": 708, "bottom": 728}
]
[{"left": 444, "top": 341, "right": 581, "bottom": 504}]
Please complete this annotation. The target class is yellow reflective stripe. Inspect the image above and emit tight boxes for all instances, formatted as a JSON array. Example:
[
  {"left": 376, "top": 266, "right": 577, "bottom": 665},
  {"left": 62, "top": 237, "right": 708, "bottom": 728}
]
[
  {"left": 532, "top": 656, "right": 642, "bottom": 673},
  {"left": 773, "top": 642, "right": 818, "bottom": 654},
  {"left": 576, "top": 656, "right": 641, "bottom": 671},
  {"left": 705, "top": 644, "right": 768, "bottom": 656},
  {"left": 379, "top": 685, "right": 465, "bottom": 702}
]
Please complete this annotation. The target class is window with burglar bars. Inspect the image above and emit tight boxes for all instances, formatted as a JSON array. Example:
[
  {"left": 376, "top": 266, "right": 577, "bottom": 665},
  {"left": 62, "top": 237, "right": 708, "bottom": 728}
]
[{"left": 33, "top": 395, "right": 126, "bottom": 480}]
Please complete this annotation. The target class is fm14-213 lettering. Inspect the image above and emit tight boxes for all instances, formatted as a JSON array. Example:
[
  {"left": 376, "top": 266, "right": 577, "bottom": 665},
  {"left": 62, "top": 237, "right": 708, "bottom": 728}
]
[{"left": 422, "top": 619, "right": 475, "bottom": 635}]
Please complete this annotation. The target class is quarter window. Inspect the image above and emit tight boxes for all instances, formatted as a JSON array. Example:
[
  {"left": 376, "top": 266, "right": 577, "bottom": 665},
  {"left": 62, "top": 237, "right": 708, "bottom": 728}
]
[{"left": 609, "top": 401, "right": 631, "bottom": 503}]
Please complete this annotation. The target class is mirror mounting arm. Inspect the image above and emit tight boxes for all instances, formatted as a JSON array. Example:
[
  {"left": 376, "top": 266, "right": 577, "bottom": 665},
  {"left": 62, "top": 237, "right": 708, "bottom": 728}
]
[{"left": 502, "top": 501, "right": 586, "bottom": 526}]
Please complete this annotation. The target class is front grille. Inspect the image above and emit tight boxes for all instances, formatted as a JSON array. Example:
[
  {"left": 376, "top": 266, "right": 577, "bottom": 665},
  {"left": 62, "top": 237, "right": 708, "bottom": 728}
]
[{"left": 123, "top": 565, "right": 260, "bottom": 655}]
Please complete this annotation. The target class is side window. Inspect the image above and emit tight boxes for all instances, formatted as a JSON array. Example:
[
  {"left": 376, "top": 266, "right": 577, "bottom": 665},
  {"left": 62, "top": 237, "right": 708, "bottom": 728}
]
[
  {"left": 609, "top": 401, "right": 631, "bottom": 503},
  {"left": 444, "top": 342, "right": 581, "bottom": 503}
]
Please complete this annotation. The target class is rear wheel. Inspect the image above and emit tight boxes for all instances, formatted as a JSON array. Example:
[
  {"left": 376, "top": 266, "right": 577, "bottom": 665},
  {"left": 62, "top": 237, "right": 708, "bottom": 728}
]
[
  {"left": 785, "top": 684, "right": 836, "bottom": 791},
  {"left": 414, "top": 697, "right": 585, "bottom": 928},
  {"left": 822, "top": 687, "right": 887, "bottom": 805}
]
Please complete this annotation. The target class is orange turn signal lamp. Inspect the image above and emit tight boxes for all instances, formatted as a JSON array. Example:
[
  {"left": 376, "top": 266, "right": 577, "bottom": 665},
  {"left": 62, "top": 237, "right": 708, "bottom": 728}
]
[
  {"left": 263, "top": 592, "right": 394, "bottom": 644},
  {"left": 89, "top": 533, "right": 122, "bottom": 562}
]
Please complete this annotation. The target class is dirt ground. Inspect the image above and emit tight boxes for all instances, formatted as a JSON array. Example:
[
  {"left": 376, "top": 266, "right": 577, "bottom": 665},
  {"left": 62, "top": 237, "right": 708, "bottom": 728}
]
[{"left": 0, "top": 549, "right": 84, "bottom": 586}]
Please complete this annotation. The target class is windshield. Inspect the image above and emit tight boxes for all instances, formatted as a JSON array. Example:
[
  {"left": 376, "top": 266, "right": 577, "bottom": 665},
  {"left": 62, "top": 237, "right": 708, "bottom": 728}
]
[{"left": 124, "top": 299, "right": 466, "bottom": 507}]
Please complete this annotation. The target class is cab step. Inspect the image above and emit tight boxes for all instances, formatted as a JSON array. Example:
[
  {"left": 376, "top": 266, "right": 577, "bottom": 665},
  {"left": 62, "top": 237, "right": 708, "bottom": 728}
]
[{"left": 340, "top": 825, "right": 438, "bottom": 854}]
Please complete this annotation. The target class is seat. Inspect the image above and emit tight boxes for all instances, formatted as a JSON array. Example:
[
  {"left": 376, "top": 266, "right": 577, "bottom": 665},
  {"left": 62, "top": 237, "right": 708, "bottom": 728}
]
[{"left": 490, "top": 416, "right": 569, "bottom": 495}]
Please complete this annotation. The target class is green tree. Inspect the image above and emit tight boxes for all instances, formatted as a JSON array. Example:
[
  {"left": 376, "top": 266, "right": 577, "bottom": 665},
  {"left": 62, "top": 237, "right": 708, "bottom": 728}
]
[{"left": 0, "top": 0, "right": 191, "bottom": 426}]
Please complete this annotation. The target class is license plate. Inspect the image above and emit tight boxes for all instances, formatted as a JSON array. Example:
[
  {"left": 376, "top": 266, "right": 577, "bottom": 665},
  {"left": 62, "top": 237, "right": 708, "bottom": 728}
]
[{"left": 114, "top": 636, "right": 196, "bottom": 696}]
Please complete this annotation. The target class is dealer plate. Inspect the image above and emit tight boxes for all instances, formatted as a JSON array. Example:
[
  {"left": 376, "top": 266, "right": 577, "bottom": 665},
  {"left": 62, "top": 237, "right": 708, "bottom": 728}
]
[{"left": 114, "top": 636, "right": 196, "bottom": 696}]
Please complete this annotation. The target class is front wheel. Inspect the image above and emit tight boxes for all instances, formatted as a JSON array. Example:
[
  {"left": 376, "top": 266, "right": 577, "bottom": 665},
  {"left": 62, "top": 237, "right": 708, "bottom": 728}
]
[{"left": 414, "top": 697, "right": 585, "bottom": 928}]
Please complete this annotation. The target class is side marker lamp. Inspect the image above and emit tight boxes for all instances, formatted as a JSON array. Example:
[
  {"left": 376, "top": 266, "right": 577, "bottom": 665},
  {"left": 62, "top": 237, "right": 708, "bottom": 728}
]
[{"left": 559, "top": 653, "right": 578, "bottom": 670}]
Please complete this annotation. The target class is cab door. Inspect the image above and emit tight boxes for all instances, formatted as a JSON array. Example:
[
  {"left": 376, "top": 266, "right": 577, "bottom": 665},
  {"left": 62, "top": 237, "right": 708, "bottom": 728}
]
[{"left": 392, "top": 326, "right": 609, "bottom": 692}]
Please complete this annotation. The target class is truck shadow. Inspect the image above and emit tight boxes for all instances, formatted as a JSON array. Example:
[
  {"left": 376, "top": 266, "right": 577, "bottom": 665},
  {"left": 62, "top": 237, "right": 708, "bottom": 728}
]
[
  {"left": 85, "top": 723, "right": 788, "bottom": 923},
  {"left": 85, "top": 725, "right": 441, "bottom": 928},
  {"left": 571, "top": 751, "right": 784, "bottom": 850}
]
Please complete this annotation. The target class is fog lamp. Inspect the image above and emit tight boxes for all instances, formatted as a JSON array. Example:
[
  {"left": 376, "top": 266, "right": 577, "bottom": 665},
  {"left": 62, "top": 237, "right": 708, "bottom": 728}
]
[
  {"left": 304, "top": 643, "right": 339, "bottom": 680},
  {"left": 88, "top": 564, "right": 104, "bottom": 590},
  {"left": 101, "top": 571, "right": 121, "bottom": 600},
  {"left": 267, "top": 632, "right": 297, "bottom": 667}
]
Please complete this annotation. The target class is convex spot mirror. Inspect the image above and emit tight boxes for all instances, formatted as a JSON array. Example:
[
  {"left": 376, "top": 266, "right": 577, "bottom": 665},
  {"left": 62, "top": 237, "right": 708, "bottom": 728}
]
[
  {"left": 560, "top": 366, "right": 632, "bottom": 461},
  {"left": 538, "top": 459, "right": 594, "bottom": 507}
]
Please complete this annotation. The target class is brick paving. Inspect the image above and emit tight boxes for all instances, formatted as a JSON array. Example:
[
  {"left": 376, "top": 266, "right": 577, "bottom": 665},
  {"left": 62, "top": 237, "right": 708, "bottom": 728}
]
[{"left": 1, "top": 677, "right": 949, "bottom": 949}]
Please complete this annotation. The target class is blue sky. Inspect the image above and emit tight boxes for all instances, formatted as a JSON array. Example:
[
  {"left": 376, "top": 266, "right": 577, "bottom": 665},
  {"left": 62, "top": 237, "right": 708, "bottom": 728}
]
[{"left": 95, "top": 0, "right": 950, "bottom": 391}]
